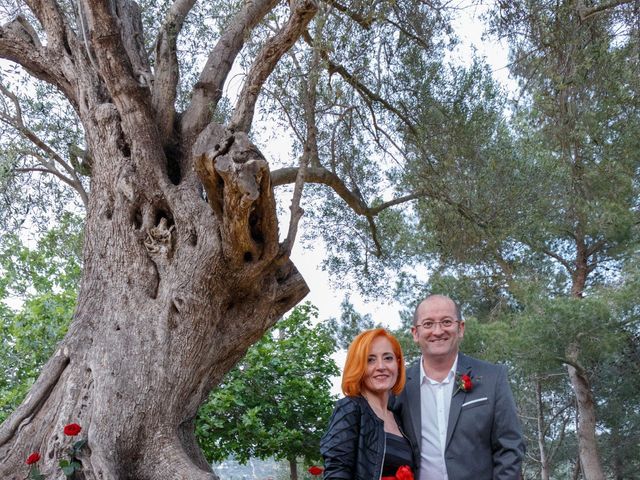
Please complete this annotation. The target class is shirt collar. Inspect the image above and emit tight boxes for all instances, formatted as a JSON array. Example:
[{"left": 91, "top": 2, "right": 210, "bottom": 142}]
[{"left": 419, "top": 354, "right": 459, "bottom": 385}]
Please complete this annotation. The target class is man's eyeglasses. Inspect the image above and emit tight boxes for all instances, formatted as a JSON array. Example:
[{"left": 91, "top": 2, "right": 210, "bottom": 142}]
[{"left": 415, "top": 319, "right": 460, "bottom": 330}]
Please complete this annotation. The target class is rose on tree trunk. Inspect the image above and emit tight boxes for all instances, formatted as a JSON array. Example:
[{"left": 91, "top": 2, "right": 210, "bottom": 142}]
[{"left": 63, "top": 423, "right": 82, "bottom": 436}]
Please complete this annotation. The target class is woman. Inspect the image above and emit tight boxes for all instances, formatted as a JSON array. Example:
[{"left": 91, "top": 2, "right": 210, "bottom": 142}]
[{"left": 320, "top": 328, "right": 415, "bottom": 479}]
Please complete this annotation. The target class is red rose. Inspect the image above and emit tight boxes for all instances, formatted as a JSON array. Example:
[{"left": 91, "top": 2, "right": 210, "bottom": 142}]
[
  {"left": 63, "top": 423, "right": 82, "bottom": 436},
  {"left": 395, "top": 465, "right": 414, "bottom": 480},
  {"left": 26, "top": 452, "right": 41, "bottom": 465},
  {"left": 308, "top": 465, "right": 323, "bottom": 476},
  {"left": 461, "top": 374, "right": 473, "bottom": 391}
]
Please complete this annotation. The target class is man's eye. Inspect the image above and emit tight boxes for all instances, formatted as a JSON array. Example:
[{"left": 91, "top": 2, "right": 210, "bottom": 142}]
[
  {"left": 423, "top": 322, "right": 434, "bottom": 328},
  {"left": 442, "top": 320, "right": 453, "bottom": 327}
]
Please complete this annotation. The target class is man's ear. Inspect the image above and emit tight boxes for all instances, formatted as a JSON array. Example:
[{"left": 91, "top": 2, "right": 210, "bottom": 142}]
[{"left": 411, "top": 326, "right": 419, "bottom": 342}]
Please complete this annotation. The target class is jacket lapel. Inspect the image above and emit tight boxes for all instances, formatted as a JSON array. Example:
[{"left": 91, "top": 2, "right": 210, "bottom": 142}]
[
  {"left": 405, "top": 361, "right": 422, "bottom": 445},
  {"left": 446, "top": 353, "right": 471, "bottom": 449}
]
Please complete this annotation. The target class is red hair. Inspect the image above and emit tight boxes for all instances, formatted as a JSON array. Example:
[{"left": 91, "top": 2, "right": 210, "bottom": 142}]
[{"left": 341, "top": 328, "right": 406, "bottom": 397}]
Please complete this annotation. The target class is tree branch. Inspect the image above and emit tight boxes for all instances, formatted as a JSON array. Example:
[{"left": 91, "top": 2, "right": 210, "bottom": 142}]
[
  {"left": 577, "top": 0, "right": 635, "bottom": 21},
  {"left": 302, "top": 30, "right": 419, "bottom": 138},
  {"left": 369, "top": 191, "right": 427, "bottom": 215},
  {"left": 540, "top": 247, "right": 574, "bottom": 273},
  {"left": 24, "top": 0, "right": 67, "bottom": 52},
  {"left": 14, "top": 167, "right": 86, "bottom": 205},
  {"left": 324, "top": 0, "right": 373, "bottom": 29},
  {"left": 279, "top": 16, "right": 325, "bottom": 259},
  {"left": 152, "top": 0, "right": 197, "bottom": 140},
  {"left": 229, "top": 0, "right": 319, "bottom": 133},
  {"left": 0, "top": 79, "right": 24, "bottom": 125},
  {"left": 271, "top": 166, "right": 369, "bottom": 214},
  {"left": 81, "top": 0, "right": 168, "bottom": 174},
  {"left": 554, "top": 355, "right": 587, "bottom": 377},
  {"left": 0, "top": 16, "right": 72, "bottom": 96},
  {"left": 181, "top": 0, "right": 279, "bottom": 138},
  {"left": 117, "top": 0, "right": 153, "bottom": 89},
  {"left": 82, "top": 0, "right": 147, "bottom": 104},
  {"left": 0, "top": 80, "right": 89, "bottom": 205},
  {"left": 585, "top": 238, "right": 607, "bottom": 258}
]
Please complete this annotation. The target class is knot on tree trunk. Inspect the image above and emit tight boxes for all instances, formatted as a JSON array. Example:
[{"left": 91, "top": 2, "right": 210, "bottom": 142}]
[
  {"left": 144, "top": 217, "right": 175, "bottom": 256},
  {"left": 195, "top": 131, "right": 278, "bottom": 268}
]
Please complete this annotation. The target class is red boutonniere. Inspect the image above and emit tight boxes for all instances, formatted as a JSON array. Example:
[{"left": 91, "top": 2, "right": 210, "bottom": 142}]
[{"left": 455, "top": 372, "right": 478, "bottom": 394}]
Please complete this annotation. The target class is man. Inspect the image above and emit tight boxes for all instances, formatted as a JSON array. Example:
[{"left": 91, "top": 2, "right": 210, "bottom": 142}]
[{"left": 395, "top": 294, "right": 524, "bottom": 480}]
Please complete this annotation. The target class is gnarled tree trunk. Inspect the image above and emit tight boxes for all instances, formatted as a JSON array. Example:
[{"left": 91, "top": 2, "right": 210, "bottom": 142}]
[
  {"left": 0, "top": 0, "right": 317, "bottom": 478},
  {"left": 0, "top": 97, "right": 308, "bottom": 480}
]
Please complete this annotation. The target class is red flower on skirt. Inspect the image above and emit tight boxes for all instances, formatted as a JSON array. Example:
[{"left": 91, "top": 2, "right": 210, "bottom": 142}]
[
  {"left": 381, "top": 465, "right": 414, "bottom": 480},
  {"left": 26, "top": 452, "right": 41, "bottom": 465},
  {"left": 395, "top": 465, "right": 414, "bottom": 480},
  {"left": 308, "top": 465, "right": 323, "bottom": 476}
]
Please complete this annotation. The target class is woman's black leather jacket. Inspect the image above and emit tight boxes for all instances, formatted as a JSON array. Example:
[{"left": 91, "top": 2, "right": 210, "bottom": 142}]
[{"left": 320, "top": 395, "right": 390, "bottom": 479}]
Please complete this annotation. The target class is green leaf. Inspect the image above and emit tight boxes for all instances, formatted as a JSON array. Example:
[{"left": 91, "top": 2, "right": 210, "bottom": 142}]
[
  {"left": 28, "top": 468, "right": 45, "bottom": 480},
  {"left": 73, "top": 438, "right": 87, "bottom": 451}
]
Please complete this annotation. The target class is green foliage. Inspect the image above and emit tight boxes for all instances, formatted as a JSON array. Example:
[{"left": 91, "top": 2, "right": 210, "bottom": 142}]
[
  {"left": 0, "top": 214, "right": 82, "bottom": 422},
  {"left": 259, "top": 2, "right": 457, "bottom": 297},
  {"left": 0, "top": 66, "right": 88, "bottom": 235},
  {"left": 325, "top": 296, "right": 375, "bottom": 350},
  {"left": 196, "top": 303, "right": 339, "bottom": 467},
  {"left": 0, "top": 212, "right": 83, "bottom": 298}
]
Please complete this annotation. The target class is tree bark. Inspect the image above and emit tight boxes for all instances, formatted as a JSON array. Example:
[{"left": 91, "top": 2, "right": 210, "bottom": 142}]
[
  {"left": 566, "top": 343, "right": 605, "bottom": 480},
  {"left": 289, "top": 456, "right": 299, "bottom": 480},
  {"left": 535, "top": 377, "right": 551, "bottom": 480},
  {"left": 0, "top": 0, "right": 316, "bottom": 478},
  {"left": 0, "top": 101, "right": 309, "bottom": 480},
  {"left": 563, "top": 242, "right": 605, "bottom": 480}
]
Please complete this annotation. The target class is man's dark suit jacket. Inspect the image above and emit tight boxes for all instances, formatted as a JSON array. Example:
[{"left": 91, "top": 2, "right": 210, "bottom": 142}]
[{"left": 394, "top": 353, "right": 525, "bottom": 480}]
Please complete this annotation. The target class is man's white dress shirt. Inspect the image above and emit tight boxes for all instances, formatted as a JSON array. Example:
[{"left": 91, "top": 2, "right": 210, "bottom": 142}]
[{"left": 418, "top": 356, "right": 458, "bottom": 480}]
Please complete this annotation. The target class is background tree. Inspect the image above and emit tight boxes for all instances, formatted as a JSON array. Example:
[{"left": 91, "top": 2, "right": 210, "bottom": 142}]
[
  {"left": 196, "top": 303, "right": 338, "bottom": 480},
  {"left": 0, "top": 72, "right": 89, "bottom": 232},
  {"left": 0, "top": 213, "right": 82, "bottom": 423},
  {"left": 325, "top": 296, "right": 375, "bottom": 350}
]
